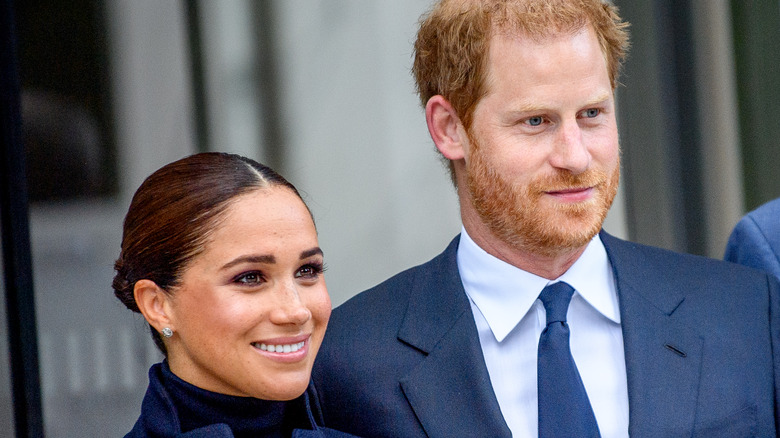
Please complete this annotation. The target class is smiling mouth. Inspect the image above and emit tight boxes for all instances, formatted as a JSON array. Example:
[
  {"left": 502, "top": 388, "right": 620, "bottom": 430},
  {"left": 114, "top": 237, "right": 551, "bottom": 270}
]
[{"left": 253, "top": 341, "right": 305, "bottom": 353}]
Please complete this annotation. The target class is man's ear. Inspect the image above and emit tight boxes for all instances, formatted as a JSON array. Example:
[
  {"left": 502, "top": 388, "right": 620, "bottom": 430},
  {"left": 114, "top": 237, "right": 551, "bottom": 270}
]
[
  {"left": 134, "top": 279, "right": 173, "bottom": 333},
  {"left": 425, "top": 95, "right": 468, "bottom": 160}
]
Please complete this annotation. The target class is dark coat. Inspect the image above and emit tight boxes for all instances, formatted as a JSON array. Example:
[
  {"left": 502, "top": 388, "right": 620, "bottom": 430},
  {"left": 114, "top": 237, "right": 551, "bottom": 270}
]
[
  {"left": 313, "top": 231, "right": 780, "bottom": 437},
  {"left": 127, "top": 363, "right": 357, "bottom": 438}
]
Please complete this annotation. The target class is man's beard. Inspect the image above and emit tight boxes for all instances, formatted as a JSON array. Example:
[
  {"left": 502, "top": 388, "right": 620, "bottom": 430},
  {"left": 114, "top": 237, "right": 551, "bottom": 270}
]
[{"left": 466, "top": 137, "right": 619, "bottom": 259}]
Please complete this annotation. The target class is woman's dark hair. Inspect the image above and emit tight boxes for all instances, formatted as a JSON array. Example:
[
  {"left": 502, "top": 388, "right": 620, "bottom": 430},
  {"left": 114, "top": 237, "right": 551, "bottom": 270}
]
[{"left": 112, "top": 152, "right": 308, "bottom": 355}]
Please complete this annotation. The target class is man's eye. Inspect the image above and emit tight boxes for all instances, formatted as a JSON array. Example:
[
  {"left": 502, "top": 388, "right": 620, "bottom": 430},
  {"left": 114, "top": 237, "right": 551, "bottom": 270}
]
[
  {"left": 526, "top": 116, "right": 544, "bottom": 126},
  {"left": 584, "top": 108, "right": 600, "bottom": 118}
]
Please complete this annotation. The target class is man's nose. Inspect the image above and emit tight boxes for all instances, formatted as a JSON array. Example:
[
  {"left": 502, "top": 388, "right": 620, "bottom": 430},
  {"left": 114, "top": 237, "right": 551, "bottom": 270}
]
[{"left": 549, "top": 120, "right": 591, "bottom": 174}]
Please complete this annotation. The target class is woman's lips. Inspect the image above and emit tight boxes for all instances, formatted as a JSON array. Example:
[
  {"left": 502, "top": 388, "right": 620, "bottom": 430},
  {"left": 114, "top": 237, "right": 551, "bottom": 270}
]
[
  {"left": 255, "top": 341, "right": 305, "bottom": 353},
  {"left": 251, "top": 335, "right": 311, "bottom": 362}
]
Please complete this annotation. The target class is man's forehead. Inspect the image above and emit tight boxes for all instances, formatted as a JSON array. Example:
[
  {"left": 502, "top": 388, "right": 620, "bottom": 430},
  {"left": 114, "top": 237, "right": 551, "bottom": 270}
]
[{"left": 491, "top": 19, "right": 590, "bottom": 44}]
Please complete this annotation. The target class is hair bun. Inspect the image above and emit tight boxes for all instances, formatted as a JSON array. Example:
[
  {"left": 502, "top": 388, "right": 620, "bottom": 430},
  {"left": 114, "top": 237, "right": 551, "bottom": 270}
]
[{"left": 112, "top": 257, "right": 139, "bottom": 312}]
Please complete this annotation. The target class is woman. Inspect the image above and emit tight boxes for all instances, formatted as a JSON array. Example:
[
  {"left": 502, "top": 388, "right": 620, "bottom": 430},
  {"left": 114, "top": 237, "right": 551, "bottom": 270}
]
[{"left": 113, "top": 152, "right": 354, "bottom": 437}]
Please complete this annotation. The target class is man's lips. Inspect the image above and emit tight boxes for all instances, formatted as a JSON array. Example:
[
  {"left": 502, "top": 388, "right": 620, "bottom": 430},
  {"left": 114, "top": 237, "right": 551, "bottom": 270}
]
[
  {"left": 546, "top": 186, "right": 591, "bottom": 194},
  {"left": 544, "top": 186, "right": 594, "bottom": 201}
]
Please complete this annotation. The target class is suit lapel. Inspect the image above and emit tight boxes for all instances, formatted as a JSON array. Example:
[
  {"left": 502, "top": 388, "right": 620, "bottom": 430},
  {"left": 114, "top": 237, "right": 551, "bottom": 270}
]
[
  {"left": 396, "top": 232, "right": 705, "bottom": 437},
  {"left": 602, "top": 232, "right": 703, "bottom": 437},
  {"left": 397, "top": 236, "right": 511, "bottom": 438}
]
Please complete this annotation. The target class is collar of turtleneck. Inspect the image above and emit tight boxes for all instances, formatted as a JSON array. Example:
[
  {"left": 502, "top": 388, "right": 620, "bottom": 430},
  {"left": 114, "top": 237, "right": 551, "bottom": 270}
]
[{"left": 131, "top": 361, "right": 313, "bottom": 437}]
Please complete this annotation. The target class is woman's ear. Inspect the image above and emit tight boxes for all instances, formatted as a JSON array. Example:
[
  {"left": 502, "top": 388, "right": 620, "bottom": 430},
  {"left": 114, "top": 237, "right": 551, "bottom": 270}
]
[
  {"left": 134, "top": 279, "right": 173, "bottom": 333},
  {"left": 425, "top": 95, "right": 468, "bottom": 160}
]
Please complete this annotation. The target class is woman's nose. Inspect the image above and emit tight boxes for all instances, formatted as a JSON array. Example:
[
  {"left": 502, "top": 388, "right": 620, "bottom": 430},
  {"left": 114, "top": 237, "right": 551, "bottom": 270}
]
[{"left": 269, "top": 284, "right": 312, "bottom": 325}]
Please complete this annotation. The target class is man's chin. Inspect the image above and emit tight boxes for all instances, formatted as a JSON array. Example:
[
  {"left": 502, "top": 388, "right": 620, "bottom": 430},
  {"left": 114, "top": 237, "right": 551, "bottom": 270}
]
[
  {"left": 532, "top": 233, "right": 599, "bottom": 258},
  {"left": 518, "top": 213, "right": 606, "bottom": 257}
]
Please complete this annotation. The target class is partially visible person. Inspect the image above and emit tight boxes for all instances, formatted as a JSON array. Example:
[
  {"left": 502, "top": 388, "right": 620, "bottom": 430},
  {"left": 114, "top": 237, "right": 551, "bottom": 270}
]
[
  {"left": 113, "top": 152, "right": 355, "bottom": 437},
  {"left": 312, "top": 1, "right": 780, "bottom": 437},
  {"left": 724, "top": 197, "right": 780, "bottom": 280}
]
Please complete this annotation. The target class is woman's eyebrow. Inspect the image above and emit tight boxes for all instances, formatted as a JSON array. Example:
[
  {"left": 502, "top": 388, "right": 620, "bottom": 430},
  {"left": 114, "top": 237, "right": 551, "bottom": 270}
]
[
  {"left": 220, "top": 254, "right": 276, "bottom": 271},
  {"left": 300, "top": 248, "right": 323, "bottom": 260}
]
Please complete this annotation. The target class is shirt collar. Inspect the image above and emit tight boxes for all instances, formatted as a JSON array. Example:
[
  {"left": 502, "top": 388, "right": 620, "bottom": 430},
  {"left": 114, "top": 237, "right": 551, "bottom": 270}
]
[{"left": 457, "top": 227, "right": 619, "bottom": 342}]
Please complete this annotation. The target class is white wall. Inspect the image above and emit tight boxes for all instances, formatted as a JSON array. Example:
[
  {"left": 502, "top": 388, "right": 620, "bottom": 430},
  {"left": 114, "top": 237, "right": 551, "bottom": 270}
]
[{"left": 271, "top": 0, "right": 462, "bottom": 305}]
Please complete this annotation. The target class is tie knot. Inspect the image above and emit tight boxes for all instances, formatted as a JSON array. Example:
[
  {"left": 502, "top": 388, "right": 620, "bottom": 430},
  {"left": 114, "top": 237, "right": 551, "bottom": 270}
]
[{"left": 539, "top": 281, "right": 575, "bottom": 325}]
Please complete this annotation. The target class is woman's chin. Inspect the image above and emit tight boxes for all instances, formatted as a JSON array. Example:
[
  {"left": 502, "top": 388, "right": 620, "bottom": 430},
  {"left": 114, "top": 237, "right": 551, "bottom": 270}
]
[{"left": 246, "top": 370, "right": 313, "bottom": 401}]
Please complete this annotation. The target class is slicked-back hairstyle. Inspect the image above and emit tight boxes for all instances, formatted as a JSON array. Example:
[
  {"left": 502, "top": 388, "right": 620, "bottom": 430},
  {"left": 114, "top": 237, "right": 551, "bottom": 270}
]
[
  {"left": 413, "top": 0, "right": 630, "bottom": 130},
  {"left": 112, "top": 152, "right": 308, "bottom": 355}
]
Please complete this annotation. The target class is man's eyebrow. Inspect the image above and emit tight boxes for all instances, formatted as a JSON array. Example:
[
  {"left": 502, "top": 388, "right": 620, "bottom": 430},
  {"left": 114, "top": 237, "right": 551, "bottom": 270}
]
[
  {"left": 508, "top": 101, "right": 549, "bottom": 114},
  {"left": 583, "top": 92, "right": 612, "bottom": 106},
  {"left": 507, "top": 92, "right": 613, "bottom": 115}
]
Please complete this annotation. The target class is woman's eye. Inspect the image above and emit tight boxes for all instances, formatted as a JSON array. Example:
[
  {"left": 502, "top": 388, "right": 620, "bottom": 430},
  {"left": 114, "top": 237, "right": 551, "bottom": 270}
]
[
  {"left": 583, "top": 108, "right": 600, "bottom": 118},
  {"left": 295, "top": 263, "right": 324, "bottom": 279},
  {"left": 526, "top": 116, "right": 544, "bottom": 126},
  {"left": 235, "top": 271, "right": 264, "bottom": 285}
]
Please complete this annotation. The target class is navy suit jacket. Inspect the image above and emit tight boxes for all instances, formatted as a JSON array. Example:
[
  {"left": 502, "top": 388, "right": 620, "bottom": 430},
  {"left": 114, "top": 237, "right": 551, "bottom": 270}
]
[
  {"left": 313, "top": 231, "right": 780, "bottom": 437},
  {"left": 725, "top": 197, "right": 780, "bottom": 281}
]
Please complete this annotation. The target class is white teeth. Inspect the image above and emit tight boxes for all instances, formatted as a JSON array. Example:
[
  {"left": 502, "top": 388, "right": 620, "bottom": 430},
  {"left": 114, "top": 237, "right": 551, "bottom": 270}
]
[{"left": 256, "top": 341, "right": 305, "bottom": 353}]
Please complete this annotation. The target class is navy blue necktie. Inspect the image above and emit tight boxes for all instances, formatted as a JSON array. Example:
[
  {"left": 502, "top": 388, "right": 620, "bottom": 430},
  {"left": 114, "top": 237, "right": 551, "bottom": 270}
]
[{"left": 537, "top": 281, "right": 600, "bottom": 438}]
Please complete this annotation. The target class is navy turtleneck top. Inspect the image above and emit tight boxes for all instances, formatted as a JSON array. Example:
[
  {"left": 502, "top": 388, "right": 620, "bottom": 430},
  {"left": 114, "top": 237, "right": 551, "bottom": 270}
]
[
  {"left": 160, "top": 361, "right": 304, "bottom": 437},
  {"left": 126, "top": 361, "right": 355, "bottom": 437}
]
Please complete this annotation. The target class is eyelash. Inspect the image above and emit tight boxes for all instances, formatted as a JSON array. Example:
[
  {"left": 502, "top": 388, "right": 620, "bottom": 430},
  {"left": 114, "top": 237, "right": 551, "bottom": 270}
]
[
  {"left": 233, "top": 271, "right": 265, "bottom": 285},
  {"left": 296, "top": 261, "right": 326, "bottom": 279},
  {"left": 231, "top": 261, "right": 326, "bottom": 285},
  {"left": 525, "top": 116, "right": 545, "bottom": 127},
  {"left": 582, "top": 108, "right": 600, "bottom": 118}
]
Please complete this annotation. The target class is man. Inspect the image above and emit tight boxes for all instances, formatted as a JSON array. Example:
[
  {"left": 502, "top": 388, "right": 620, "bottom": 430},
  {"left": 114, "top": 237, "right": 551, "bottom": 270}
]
[
  {"left": 725, "top": 197, "right": 780, "bottom": 281},
  {"left": 312, "top": 1, "right": 780, "bottom": 436}
]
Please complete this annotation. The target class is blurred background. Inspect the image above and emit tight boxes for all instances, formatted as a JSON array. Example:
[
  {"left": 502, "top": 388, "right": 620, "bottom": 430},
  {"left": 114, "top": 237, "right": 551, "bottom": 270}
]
[{"left": 2, "top": 0, "right": 779, "bottom": 436}]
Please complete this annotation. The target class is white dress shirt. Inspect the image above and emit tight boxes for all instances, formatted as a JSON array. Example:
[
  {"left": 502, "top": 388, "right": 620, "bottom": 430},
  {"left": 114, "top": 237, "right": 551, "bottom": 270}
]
[{"left": 457, "top": 228, "right": 629, "bottom": 438}]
